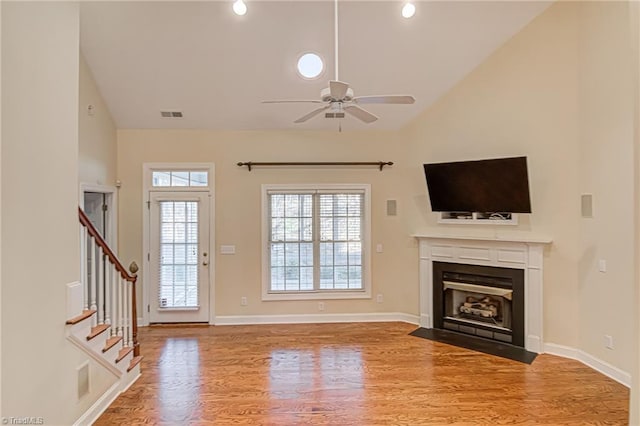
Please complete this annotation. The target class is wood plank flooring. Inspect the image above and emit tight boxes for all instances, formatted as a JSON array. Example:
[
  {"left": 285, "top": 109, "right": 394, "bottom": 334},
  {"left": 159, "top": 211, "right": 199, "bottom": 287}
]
[{"left": 95, "top": 322, "right": 629, "bottom": 425}]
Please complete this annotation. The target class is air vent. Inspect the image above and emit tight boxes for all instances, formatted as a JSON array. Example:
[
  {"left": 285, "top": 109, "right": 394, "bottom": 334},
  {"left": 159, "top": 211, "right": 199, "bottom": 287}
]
[
  {"left": 160, "top": 111, "right": 183, "bottom": 118},
  {"left": 325, "top": 112, "right": 345, "bottom": 119},
  {"left": 77, "top": 362, "right": 90, "bottom": 399}
]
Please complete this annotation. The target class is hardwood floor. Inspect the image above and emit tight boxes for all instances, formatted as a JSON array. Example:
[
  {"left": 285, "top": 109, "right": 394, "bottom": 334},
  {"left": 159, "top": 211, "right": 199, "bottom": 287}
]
[{"left": 95, "top": 322, "right": 629, "bottom": 425}]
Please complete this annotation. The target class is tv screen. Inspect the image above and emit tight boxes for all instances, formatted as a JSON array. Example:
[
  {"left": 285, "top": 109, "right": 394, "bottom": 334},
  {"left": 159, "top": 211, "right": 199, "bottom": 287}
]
[{"left": 423, "top": 156, "right": 532, "bottom": 213}]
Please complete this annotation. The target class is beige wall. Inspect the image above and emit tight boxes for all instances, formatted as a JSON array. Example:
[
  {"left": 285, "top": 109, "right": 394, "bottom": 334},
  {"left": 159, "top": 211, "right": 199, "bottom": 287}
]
[
  {"left": 1, "top": 4, "right": 116, "bottom": 424},
  {"left": 630, "top": 1, "right": 640, "bottom": 423},
  {"left": 117, "top": 129, "right": 420, "bottom": 318},
  {"left": 576, "top": 0, "right": 636, "bottom": 377},
  {"left": 79, "top": 53, "right": 117, "bottom": 187},
  {"left": 403, "top": 2, "right": 582, "bottom": 347},
  {"left": 0, "top": 1, "right": 3, "bottom": 418}
]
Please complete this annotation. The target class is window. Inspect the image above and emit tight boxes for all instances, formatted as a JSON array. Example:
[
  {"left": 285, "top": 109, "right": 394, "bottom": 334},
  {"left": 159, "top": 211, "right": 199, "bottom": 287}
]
[
  {"left": 159, "top": 201, "right": 199, "bottom": 308},
  {"left": 262, "top": 184, "right": 371, "bottom": 300},
  {"left": 152, "top": 170, "right": 208, "bottom": 187}
]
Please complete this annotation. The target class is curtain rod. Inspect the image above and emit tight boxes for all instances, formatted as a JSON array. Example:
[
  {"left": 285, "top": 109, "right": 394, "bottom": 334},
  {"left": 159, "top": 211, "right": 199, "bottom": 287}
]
[{"left": 237, "top": 161, "right": 393, "bottom": 171}]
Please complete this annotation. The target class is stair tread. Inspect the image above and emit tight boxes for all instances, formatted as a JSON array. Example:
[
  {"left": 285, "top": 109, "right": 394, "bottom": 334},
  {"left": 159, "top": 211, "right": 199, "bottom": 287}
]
[
  {"left": 116, "top": 346, "right": 134, "bottom": 363},
  {"left": 66, "top": 310, "right": 96, "bottom": 325},
  {"left": 86, "top": 324, "right": 110, "bottom": 341},
  {"left": 102, "top": 335, "right": 123, "bottom": 353},
  {"left": 127, "top": 356, "right": 143, "bottom": 372}
]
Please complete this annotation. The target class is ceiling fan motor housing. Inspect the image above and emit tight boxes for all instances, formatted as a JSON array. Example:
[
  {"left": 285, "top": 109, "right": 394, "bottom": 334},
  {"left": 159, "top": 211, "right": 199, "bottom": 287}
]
[{"left": 321, "top": 87, "right": 354, "bottom": 102}]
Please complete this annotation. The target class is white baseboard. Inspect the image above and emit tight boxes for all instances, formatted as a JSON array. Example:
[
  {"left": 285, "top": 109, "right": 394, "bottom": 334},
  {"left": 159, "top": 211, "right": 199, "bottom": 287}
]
[
  {"left": 214, "top": 312, "right": 420, "bottom": 326},
  {"left": 73, "top": 369, "right": 142, "bottom": 426},
  {"left": 544, "top": 342, "right": 631, "bottom": 388},
  {"left": 73, "top": 381, "right": 121, "bottom": 426}
]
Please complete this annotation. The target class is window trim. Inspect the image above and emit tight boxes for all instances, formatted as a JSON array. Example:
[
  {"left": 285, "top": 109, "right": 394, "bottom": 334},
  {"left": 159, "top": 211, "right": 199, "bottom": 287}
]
[{"left": 261, "top": 183, "right": 372, "bottom": 301}]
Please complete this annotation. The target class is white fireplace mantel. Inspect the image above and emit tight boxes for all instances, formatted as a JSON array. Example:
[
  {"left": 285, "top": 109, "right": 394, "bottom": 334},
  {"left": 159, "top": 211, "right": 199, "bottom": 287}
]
[{"left": 413, "top": 233, "right": 552, "bottom": 353}]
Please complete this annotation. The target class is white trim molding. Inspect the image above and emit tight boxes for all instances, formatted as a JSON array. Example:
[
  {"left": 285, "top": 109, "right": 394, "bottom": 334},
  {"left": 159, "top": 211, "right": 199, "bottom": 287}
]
[
  {"left": 544, "top": 343, "right": 631, "bottom": 388},
  {"left": 214, "top": 312, "right": 419, "bottom": 326},
  {"left": 141, "top": 162, "right": 216, "bottom": 326},
  {"left": 261, "top": 183, "right": 372, "bottom": 301}
]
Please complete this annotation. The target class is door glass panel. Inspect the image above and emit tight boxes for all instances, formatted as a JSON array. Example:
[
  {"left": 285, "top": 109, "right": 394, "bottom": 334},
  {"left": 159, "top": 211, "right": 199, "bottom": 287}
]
[{"left": 159, "top": 201, "right": 199, "bottom": 308}]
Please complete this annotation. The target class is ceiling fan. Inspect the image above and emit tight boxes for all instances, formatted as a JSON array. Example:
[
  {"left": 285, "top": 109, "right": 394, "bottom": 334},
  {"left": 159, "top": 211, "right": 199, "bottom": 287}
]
[{"left": 262, "top": 0, "right": 415, "bottom": 125}]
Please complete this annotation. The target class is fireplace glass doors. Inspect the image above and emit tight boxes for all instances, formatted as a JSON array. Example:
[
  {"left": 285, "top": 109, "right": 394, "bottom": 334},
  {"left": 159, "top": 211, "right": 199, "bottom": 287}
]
[{"left": 433, "top": 262, "right": 525, "bottom": 347}]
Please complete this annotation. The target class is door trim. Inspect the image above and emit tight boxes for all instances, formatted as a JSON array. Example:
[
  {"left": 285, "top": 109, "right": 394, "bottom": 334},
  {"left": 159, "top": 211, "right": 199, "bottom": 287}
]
[
  {"left": 79, "top": 183, "right": 118, "bottom": 251},
  {"left": 142, "top": 163, "right": 216, "bottom": 326}
]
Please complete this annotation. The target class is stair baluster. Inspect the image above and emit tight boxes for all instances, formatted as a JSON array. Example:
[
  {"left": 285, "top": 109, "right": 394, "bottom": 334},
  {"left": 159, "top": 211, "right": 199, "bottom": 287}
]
[
  {"left": 110, "top": 262, "right": 117, "bottom": 336},
  {"left": 125, "top": 281, "right": 133, "bottom": 347},
  {"left": 104, "top": 260, "right": 111, "bottom": 327},
  {"left": 80, "top": 226, "right": 89, "bottom": 312},
  {"left": 90, "top": 237, "right": 98, "bottom": 327},
  {"left": 118, "top": 276, "right": 124, "bottom": 339},
  {"left": 97, "top": 246, "right": 105, "bottom": 325}
]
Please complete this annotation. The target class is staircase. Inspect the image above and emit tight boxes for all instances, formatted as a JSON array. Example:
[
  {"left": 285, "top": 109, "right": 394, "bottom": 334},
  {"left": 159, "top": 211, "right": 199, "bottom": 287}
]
[{"left": 65, "top": 207, "right": 142, "bottom": 420}]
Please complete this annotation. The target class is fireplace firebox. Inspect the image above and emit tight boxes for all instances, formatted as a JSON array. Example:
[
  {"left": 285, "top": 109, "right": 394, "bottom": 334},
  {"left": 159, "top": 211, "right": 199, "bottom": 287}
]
[{"left": 433, "top": 262, "right": 525, "bottom": 347}]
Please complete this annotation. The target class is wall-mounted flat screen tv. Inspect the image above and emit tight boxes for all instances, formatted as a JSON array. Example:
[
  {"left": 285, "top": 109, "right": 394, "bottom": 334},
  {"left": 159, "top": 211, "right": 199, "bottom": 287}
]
[{"left": 423, "top": 156, "right": 532, "bottom": 213}]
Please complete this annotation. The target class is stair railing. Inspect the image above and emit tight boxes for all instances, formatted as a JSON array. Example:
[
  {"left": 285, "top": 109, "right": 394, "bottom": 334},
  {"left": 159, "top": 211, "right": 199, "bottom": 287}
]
[{"left": 78, "top": 207, "right": 139, "bottom": 357}]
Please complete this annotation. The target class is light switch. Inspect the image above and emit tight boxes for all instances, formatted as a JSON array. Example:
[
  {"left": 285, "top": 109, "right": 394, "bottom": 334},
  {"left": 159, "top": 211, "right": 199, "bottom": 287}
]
[
  {"left": 376, "top": 244, "right": 383, "bottom": 253},
  {"left": 221, "top": 245, "right": 236, "bottom": 255}
]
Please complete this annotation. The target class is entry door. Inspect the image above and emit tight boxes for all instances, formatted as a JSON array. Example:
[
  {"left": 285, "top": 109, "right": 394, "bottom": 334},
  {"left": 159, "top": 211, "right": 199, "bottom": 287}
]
[{"left": 149, "top": 192, "right": 210, "bottom": 323}]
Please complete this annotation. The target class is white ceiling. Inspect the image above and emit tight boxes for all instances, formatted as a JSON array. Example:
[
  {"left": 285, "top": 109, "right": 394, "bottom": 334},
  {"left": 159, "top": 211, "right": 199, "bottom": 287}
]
[{"left": 79, "top": 1, "right": 551, "bottom": 131}]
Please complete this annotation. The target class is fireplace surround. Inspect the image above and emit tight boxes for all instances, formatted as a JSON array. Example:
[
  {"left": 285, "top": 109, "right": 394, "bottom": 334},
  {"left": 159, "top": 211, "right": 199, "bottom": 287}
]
[{"left": 414, "top": 233, "right": 551, "bottom": 353}]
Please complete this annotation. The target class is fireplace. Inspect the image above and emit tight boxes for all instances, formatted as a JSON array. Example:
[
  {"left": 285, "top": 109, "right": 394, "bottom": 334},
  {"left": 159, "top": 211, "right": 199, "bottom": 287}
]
[
  {"left": 433, "top": 262, "right": 525, "bottom": 347},
  {"left": 415, "top": 234, "right": 551, "bottom": 354}
]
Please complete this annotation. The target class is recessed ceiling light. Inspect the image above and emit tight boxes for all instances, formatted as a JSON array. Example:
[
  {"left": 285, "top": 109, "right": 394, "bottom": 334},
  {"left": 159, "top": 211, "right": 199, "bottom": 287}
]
[
  {"left": 402, "top": 2, "right": 416, "bottom": 19},
  {"left": 233, "top": 0, "right": 247, "bottom": 16},
  {"left": 297, "top": 53, "right": 324, "bottom": 79}
]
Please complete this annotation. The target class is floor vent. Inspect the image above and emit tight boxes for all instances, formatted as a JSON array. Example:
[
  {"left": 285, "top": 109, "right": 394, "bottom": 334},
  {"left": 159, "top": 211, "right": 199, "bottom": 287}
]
[{"left": 77, "top": 361, "right": 90, "bottom": 399}]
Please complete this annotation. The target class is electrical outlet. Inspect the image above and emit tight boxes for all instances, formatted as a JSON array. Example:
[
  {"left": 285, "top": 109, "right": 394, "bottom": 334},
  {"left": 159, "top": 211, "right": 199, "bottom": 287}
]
[
  {"left": 376, "top": 243, "right": 383, "bottom": 253},
  {"left": 376, "top": 294, "right": 383, "bottom": 303},
  {"left": 241, "top": 296, "right": 247, "bottom": 306},
  {"left": 318, "top": 302, "right": 325, "bottom": 311},
  {"left": 598, "top": 259, "right": 607, "bottom": 273},
  {"left": 604, "top": 335, "right": 614, "bottom": 350}
]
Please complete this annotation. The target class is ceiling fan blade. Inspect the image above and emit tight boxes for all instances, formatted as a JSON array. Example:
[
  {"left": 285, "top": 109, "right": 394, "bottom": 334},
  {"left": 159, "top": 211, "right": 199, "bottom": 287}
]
[
  {"left": 353, "top": 95, "right": 416, "bottom": 105},
  {"left": 344, "top": 105, "right": 378, "bottom": 123},
  {"left": 294, "top": 106, "right": 330, "bottom": 123},
  {"left": 262, "top": 100, "right": 324, "bottom": 104},
  {"left": 329, "top": 80, "right": 349, "bottom": 100}
]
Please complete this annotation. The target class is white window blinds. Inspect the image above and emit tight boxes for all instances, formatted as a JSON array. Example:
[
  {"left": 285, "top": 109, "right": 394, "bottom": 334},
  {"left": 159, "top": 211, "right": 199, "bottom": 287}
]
[{"left": 267, "top": 189, "right": 365, "bottom": 293}]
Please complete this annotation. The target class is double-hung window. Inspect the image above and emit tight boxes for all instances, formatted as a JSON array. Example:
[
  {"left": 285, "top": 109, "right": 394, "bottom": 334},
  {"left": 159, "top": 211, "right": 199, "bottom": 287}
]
[{"left": 262, "top": 184, "right": 371, "bottom": 300}]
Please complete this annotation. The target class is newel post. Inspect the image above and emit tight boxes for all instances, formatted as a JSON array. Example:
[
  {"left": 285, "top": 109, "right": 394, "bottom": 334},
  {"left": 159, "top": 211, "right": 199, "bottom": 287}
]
[{"left": 129, "top": 261, "right": 140, "bottom": 357}]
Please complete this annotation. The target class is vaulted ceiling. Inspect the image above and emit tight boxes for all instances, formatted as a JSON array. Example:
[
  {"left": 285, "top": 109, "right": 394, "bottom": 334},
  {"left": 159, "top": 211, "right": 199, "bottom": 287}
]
[{"left": 80, "top": 1, "right": 551, "bottom": 131}]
